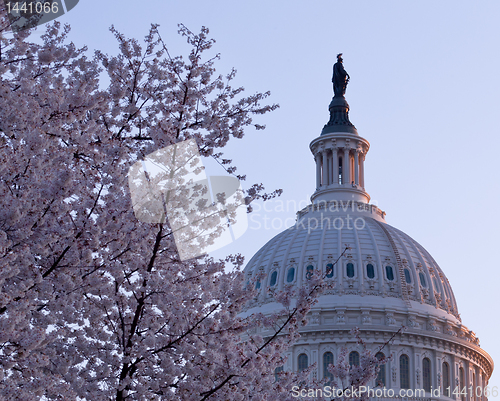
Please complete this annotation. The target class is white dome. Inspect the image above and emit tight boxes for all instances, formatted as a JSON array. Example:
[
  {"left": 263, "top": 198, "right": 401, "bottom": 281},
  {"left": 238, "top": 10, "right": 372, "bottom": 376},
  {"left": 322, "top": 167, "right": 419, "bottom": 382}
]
[{"left": 244, "top": 200, "right": 460, "bottom": 323}]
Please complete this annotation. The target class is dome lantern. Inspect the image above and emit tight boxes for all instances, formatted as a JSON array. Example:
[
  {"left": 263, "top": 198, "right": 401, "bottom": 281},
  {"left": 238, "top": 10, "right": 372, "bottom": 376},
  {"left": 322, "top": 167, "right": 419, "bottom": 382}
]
[{"left": 311, "top": 57, "right": 370, "bottom": 204}]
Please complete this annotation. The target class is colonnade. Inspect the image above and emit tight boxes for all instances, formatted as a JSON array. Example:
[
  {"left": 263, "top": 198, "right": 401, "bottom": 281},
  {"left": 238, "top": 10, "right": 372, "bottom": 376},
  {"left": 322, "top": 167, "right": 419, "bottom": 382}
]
[
  {"left": 315, "top": 147, "right": 365, "bottom": 188},
  {"left": 289, "top": 342, "right": 488, "bottom": 401}
]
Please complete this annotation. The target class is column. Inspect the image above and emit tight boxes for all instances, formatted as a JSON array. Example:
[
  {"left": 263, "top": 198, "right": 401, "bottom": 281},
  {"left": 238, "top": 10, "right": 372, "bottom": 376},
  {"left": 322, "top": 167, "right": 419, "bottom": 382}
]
[
  {"left": 360, "top": 153, "right": 365, "bottom": 188},
  {"left": 328, "top": 153, "right": 333, "bottom": 185},
  {"left": 316, "top": 153, "right": 321, "bottom": 188},
  {"left": 465, "top": 363, "right": 470, "bottom": 401},
  {"left": 332, "top": 148, "right": 339, "bottom": 184},
  {"left": 322, "top": 150, "right": 329, "bottom": 186},
  {"left": 311, "top": 345, "right": 319, "bottom": 380},
  {"left": 450, "top": 357, "right": 457, "bottom": 401},
  {"left": 354, "top": 150, "right": 360, "bottom": 185},
  {"left": 343, "top": 148, "right": 350, "bottom": 186},
  {"left": 285, "top": 351, "right": 293, "bottom": 372}
]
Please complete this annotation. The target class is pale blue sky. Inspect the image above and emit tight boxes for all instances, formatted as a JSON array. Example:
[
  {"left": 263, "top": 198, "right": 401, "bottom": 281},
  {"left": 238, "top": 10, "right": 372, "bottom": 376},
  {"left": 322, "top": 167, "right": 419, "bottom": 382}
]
[{"left": 48, "top": 0, "right": 500, "bottom": 387}]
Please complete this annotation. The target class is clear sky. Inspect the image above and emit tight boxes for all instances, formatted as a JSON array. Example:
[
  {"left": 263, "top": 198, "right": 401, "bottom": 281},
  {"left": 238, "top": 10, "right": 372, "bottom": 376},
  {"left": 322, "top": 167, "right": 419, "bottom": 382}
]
[{"left": 47, "top": 0, "right": 500, "bottom": 388}]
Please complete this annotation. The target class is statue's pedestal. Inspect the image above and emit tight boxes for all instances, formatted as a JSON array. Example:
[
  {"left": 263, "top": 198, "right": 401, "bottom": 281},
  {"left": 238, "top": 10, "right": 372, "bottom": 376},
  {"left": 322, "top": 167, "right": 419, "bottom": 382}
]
[{"left": 321, "top": 96, "right": 357, "bottom": 135}]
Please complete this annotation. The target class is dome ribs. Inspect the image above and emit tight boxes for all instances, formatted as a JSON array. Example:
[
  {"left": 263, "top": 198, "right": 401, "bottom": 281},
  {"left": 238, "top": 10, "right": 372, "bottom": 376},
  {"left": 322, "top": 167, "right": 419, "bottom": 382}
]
[
  {"left": 351, "top": 214, "right": 365, "bottom": 292},
  {"left": 374, "top": 220, "right": 412, "bottom": 307},
  {"left": 363, "top": 218, "right": 386, "bottom": 295}
]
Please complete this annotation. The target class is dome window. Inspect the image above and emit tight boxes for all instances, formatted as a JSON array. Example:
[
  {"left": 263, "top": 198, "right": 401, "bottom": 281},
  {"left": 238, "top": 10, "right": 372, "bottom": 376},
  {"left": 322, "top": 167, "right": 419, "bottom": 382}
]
[
  {"left": 326, "top": 263, "right": 334, "bottom": 278},
  {"left": 270, "top": 271, "right": 278, "bottom": 287},
  {"left": 298, "top": 353, "right": 308, "bottom": 372},
  {"left": 423, "top": 357, "right": 431, "bottom": 392},
  {"left": 245, "top": 273, "right": 252, "bottom": 290},
  {"left": 323, "top": 352, "right": 334, "bottom": 381},
  {"left": 349, "top": 351, "right": 359, "bottom": 366},
  {"left": 286, "top": 267, "right": 295, "bottom": 283},
  {"left": 346, "top": 263, "right": 355, "bottom": 278},
  {"left": 366, "top": 263, "right": 375, "bottom": 279},
  {"left": 375, "top": 352, "right": 386, "bottom": 386},
  {"left": 400, "top": 354, "right": 410, "bottom": 389},
  {"left": 306, "top": 265, "right": 314, "bottom": 280},
  {"left": 419, "top": 272, "right": 427, "bottom": 287},
  {"left": 385, "top": 265, "right": 395, "bottom": 281},
  {"left": 404, "top": 268, "right": 412, "bottom": 284}
]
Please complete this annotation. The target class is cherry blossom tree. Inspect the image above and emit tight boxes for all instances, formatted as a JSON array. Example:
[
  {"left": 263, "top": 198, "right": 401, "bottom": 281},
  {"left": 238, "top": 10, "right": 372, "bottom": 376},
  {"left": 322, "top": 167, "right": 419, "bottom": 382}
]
[{"left": 0, "top": 10, "right": 384, "bottom": 400}]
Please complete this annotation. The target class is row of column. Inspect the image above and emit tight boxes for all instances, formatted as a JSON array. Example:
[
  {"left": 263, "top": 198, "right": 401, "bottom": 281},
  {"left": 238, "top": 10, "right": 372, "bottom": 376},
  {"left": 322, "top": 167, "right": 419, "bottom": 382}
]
[
  {"left": 315, "top": 148, "right": 365, "bottom": 188},
  {"left": 288, "top": 344, "right": 486, "bottom": 401}
]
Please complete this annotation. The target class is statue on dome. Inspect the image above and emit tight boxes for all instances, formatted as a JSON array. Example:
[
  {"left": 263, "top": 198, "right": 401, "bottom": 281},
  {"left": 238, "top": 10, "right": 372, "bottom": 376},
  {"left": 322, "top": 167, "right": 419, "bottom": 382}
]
[{"left": 332, "top": 53, "right": 350, "bottom": 97}]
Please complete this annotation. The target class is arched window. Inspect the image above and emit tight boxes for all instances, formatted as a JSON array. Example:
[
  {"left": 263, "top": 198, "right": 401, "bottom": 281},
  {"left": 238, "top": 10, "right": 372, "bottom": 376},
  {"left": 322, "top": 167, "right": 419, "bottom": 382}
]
[
  {"left": 349, "top": 351, "right": 359, "bottom": 366},
  {"left": 375, "top": 352, "right": 386, "bottom": 386},
  {"left": 270, "top": 271, "right": 278, "bottom": 287},
  {"left": 419, "top": 272, "right": 427, "bottom": 287},
  {"left": 255, "top": 280, "right": 261, "bottom": 289},
  {"left": 346, "top": 263, "right": 355, "bottom": 278},
  {"left": 306, "top": 265, "right": 314, "bottom": 280},
  {"left": 298, "top": 353, "right": 308, "bottom": 372},
  {"left": 442, "top": 362, "right": 450, "bottom": 391},
  {"left": 323, "top": 352, "right": 334, "bottom": 381},
  {"left": 400, "top": 354, "right": 410, "bottom": 389},
  {"left": 366, "top": 264, "right": 375, "bottom": 279},
  {"left": 459, "top": 367, "right": 465, "bottom": 401},
  {"left": 385, "top": 265, "right": 395, "bottom": 281},
  {"left": 286, "top": 267, "right": 295, "bottom": 283},
  {"left": 423, "top": 357, "right": 431, "bottom": 392},
  {"left": 326, "top": 263, "right": 334, "bottom": 278},
  {"left": 274, "top": 365, "right": 284, "bottom": 382},
  {"left": 404, "top": 268, "right": 412, "bottom": 283}
]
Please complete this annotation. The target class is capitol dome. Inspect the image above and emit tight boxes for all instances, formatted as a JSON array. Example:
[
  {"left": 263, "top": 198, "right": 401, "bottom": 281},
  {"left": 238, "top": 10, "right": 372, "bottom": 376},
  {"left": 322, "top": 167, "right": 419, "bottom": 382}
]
[
  {"left": 243, "top": 66, "right": 493, "bottom": 397},
  {"left": 244, "top": 204, "right": 460, "bottom": 324}
]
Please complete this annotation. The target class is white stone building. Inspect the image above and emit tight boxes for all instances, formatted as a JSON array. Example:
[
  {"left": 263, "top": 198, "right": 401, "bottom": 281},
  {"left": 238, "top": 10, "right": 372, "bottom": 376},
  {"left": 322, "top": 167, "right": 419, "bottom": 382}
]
[{"left": 243, "top": 90, "right": 493, "bottom": 399}]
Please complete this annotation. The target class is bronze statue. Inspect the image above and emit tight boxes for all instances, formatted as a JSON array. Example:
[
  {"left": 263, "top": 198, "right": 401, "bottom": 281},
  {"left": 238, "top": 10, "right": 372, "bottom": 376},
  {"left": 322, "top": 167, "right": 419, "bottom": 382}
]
[{"left": 332, "top": 53, "right": 350, "bottom": 97}]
